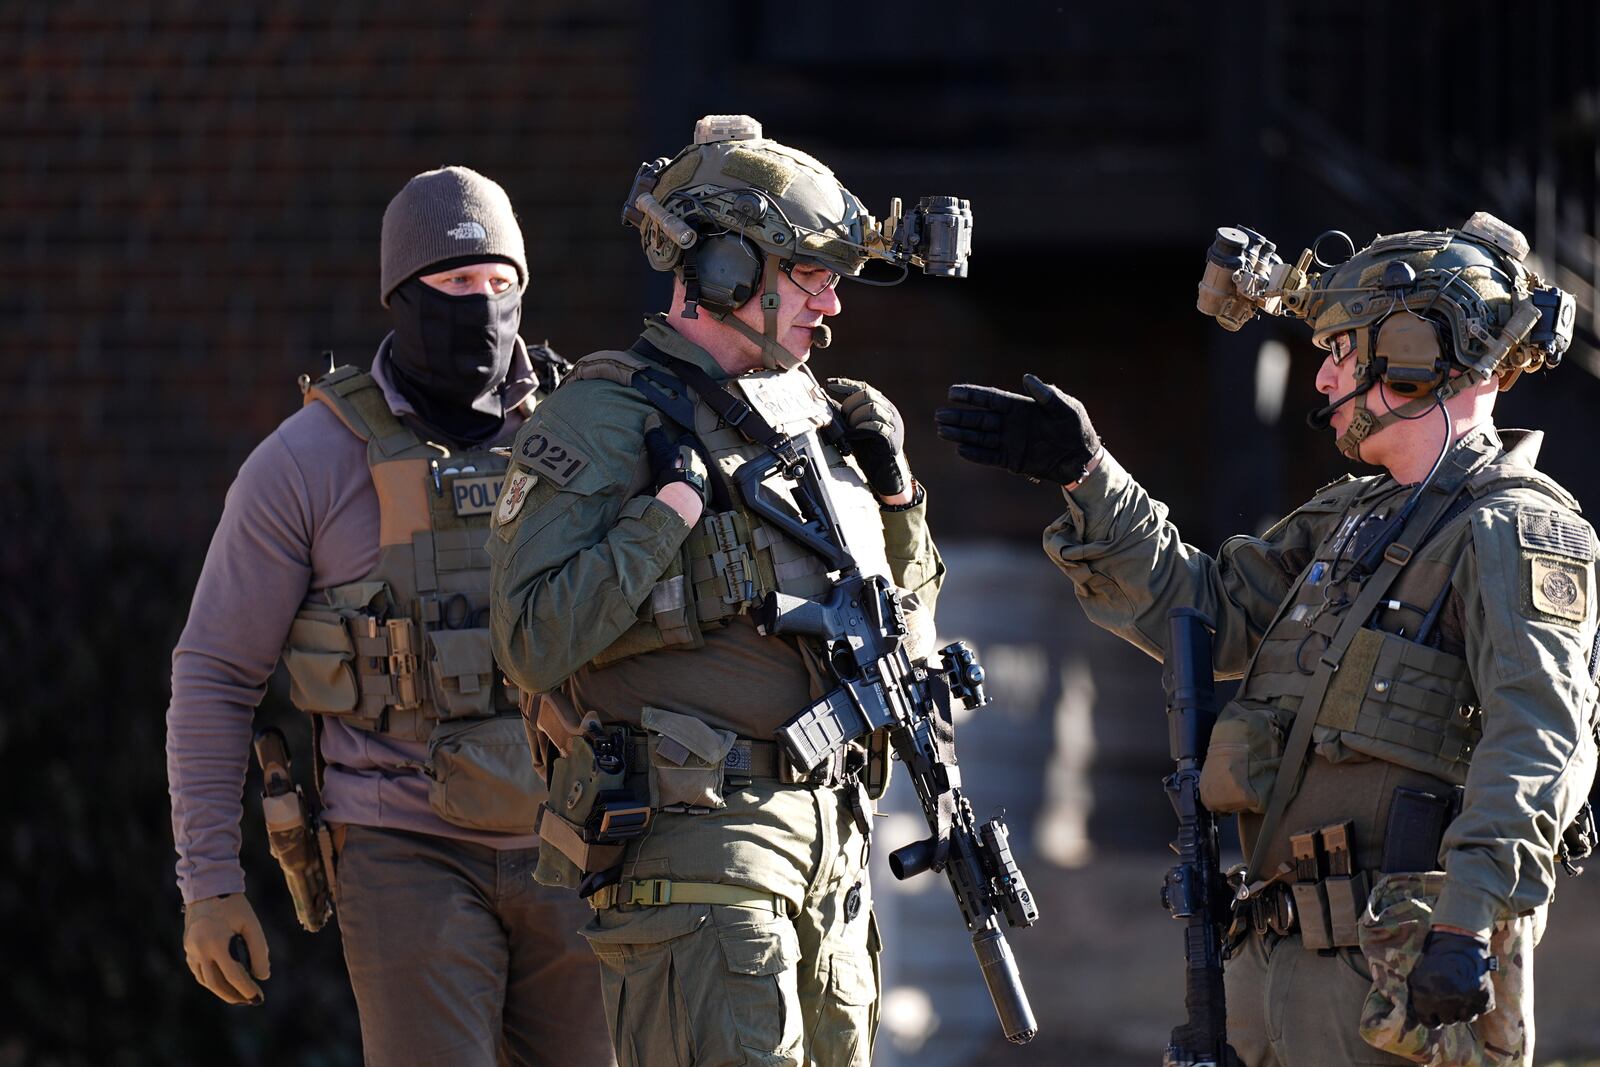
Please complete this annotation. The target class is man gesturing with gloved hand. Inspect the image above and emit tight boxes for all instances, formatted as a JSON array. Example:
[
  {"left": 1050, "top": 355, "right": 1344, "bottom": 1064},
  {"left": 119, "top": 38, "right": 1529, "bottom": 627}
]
[
  {"left": 933, "top": 213, "right": 1598, "bottom": 1067},
  {"left": 934, "top": 373, "right": 1102, "bottom": 487}
]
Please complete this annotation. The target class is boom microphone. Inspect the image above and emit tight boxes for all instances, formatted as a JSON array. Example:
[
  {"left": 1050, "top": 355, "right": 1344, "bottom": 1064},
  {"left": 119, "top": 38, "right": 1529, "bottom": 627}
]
[{"left": 1306, "top": 380, "right": 1375, "bottom": 430}]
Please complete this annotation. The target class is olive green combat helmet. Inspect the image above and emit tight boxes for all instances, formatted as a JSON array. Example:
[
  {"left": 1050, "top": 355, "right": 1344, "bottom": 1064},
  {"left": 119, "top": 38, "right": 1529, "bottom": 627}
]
[
  {"left": 1197, "top": 212, "right": 1575, "bottom": 460},
  {"left": 622, "top": 114, "right": 973, "bottom": 370}
]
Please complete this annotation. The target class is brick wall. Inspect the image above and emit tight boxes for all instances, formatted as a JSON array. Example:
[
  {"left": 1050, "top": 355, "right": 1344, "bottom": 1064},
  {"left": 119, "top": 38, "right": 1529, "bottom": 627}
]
[{"left": 2, "top": 1, "right": 647, "bottom": 547}]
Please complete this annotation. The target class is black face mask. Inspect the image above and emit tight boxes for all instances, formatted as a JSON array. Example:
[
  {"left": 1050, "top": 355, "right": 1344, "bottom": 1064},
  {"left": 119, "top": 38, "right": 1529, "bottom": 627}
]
[{"left": 387, "top": 277, "right": 522, "bottom": 444}]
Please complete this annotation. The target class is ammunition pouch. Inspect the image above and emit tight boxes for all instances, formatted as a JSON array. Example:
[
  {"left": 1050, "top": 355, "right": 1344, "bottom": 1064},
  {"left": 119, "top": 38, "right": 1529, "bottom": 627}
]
[
  {"left": 1380, "top": 785, "right": 1461, "bottom": 874},
  {"left": 282, "top": 581, "right": 515, "bottom": 739},
  {"left": 1358, "top": 872, "right": 1535, "bottom": 1065},
  {"left": 423, "top": 714, "right": 546, "bottom": 832}
]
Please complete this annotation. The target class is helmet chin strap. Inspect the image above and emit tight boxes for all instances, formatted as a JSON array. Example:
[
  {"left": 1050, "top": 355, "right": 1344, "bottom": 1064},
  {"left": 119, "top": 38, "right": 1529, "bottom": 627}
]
[
  {"left": 1333, "top": 362, "right": 1473, "bottom": 463},
  {"left": 705, "top": 253, "right": 816, "bottom": 372}
]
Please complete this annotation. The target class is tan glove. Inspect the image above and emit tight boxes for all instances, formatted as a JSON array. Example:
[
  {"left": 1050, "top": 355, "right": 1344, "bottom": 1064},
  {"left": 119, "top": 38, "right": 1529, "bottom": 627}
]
[{"left": 182, "top": 893, "right": 270, "bottom": 1005}]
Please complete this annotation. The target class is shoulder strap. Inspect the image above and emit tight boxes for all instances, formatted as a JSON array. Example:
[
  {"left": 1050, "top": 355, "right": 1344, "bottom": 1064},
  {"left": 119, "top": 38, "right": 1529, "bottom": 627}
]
[
  {"left": 302, "top": 367, "right": 415, "bottom": 458},
  {"left": 628, "top": 340, "right": 794, "bottom": 455},
  {"left": 1243, "top": 448, "right": 1491, "bottom": 883},
  {"left": 625, "top": 338, "right": 856, "bottom": 571}
]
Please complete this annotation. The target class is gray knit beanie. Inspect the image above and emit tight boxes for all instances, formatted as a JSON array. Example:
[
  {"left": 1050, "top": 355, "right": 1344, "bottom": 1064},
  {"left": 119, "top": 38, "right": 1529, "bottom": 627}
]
[{"left": 379, "top": 166, "right": 528, "bottom": 306}]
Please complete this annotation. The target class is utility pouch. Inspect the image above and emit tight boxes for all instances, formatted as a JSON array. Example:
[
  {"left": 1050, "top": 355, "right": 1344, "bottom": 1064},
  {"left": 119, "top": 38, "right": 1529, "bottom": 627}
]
[
  {"left": 424, "top": 715, "right": 545, "bottom": 832},
  {"left": 425, "top": 627, "right": 498, "bottom": 721},
  {"left": 281, "top": 582, "right": 397, "bottom": 726},
  {"left": 1289, "top": 829, "right": 1334, "bottom": 951},
  {"left": 533, "top": 727, "right": 646, "bottom": 889},
  {"left": 1358, "top": 871, "right": 1532, "bottom": 1065},
  {"left": 1320, "top": 821, "right": 1369, "bottom": 949},
  {"left": 1381, "top": 786, "right": 1459, "bottom": 873},
  {"left": 282, "top": 611, "right": 361, "bottom": 715},
  {"left": 1198, "top": 701, "right": 1285, "bottom": 814},
  {"left": 641, "top": 705, "right": 736, "bottom": 810}
]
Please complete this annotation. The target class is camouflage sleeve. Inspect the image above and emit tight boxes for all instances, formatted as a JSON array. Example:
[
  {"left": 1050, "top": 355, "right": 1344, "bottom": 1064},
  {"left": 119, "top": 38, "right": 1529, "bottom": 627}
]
[
  {"left": 1042, "top": 449, "right": 1331, "bottom": 676},
  {"left": 488, "top": 380, "right": 693, "bottom": 694},
  {"left": 881, "top": 484, "right": 945, "bottom": 619},
  {"left": 1433, "top": 496, "right": 1600, "bottom": 935}
]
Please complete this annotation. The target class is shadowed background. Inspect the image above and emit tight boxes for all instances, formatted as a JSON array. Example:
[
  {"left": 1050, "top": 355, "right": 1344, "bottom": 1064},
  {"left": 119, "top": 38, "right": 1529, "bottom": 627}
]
[{"left": 4, "top": 3, "right": 1599, "bottom": 1064}]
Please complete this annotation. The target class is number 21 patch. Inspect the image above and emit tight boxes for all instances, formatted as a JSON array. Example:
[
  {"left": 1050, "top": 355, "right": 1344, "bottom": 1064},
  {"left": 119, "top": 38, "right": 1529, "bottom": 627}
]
[{"left": 517, "top": 427, "right": 589, "bottom": 486}]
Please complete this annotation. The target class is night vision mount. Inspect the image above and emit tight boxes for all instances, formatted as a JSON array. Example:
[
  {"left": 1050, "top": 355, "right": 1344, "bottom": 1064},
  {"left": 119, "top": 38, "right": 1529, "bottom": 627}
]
[{"left": 1195, "top": 216, "right": 1574, "bottom": 384}]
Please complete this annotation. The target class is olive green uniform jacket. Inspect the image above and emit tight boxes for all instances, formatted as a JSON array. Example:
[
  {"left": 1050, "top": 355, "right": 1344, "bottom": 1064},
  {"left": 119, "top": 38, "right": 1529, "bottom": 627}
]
[
  {"left": 1042, "top": 429, "right": 1598, "bottom": 937},
  {"left": 486, "top": 318, "right": 942, "bottom": 735}
]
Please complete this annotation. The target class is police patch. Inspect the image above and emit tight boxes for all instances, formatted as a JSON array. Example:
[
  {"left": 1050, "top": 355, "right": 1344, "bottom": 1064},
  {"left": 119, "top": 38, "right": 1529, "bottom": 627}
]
[
  {"left": 517, "top": 428, "right": 589, "bottom": 486},
  {"left": 1517, "top": 510, "right": 1595, "bottom": 560},
  {"left": 1528, "top": 555, "right": 1589, "bottom": 624},
  {"left": 496, "top": 469, "right": 537, "bottom": 526},
  {"left": 450, "top": 474, "right": 503, "bottom": 517}
]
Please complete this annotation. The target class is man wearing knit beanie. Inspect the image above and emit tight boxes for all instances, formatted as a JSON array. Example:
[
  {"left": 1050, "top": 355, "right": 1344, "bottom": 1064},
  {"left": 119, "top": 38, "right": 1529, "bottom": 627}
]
[{"left": 166, "top": 166, "right": 610, "bottom": 1066}]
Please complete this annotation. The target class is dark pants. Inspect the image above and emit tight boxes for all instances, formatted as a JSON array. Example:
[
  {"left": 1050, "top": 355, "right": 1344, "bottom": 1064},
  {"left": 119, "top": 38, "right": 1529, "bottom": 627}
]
[{"left": 336, "top": 825, "right": 616, "bottom": 1067}]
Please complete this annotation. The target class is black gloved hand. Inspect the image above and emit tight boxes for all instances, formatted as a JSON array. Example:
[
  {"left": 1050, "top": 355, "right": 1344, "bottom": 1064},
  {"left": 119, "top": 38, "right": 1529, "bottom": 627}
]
[
  {"left": 823, "top": 377, "right": 910, "bottom": 498},
  {"left": 645, "top": 426, "right": 708, "bottom": 506},
  {"left": 934, "top": 373, "right": 1100, "bottom": 484},
  {"left": 1407, "top": 930, "right": 1495, "bottom": 1028}
]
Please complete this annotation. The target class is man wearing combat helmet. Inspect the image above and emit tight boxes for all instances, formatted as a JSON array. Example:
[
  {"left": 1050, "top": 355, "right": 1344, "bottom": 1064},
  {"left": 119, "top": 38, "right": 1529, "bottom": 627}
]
[
  {"left": 167, "top": 166, "right": 612, "bottom": 1066},
  {"left": 489, "top": 115, "right": 960, "bottom": 1065},
  {"left": 937, "top": 213, "right": 1597, "bottom": 1066}
]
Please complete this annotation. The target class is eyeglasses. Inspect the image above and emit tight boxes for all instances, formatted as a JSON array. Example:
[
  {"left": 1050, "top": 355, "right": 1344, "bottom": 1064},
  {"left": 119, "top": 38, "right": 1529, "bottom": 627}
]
[
  {"left": 780, "top": 260, "right": 841, "bottom": 297},
  {"left": 1329, "top": 331, "right": 1358, "bottom": 366}
]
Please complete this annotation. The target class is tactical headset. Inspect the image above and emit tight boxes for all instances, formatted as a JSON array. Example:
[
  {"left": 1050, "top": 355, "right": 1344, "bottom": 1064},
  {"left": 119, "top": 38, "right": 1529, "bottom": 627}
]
[{"left": 621, "top": 114, "right": 974, "bottom": 371}]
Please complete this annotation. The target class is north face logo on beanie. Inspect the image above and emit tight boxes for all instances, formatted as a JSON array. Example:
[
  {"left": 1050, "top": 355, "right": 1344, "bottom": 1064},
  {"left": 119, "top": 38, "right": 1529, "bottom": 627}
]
[{"left": 380, "top": 166, "right": 528, "bottom": 306}]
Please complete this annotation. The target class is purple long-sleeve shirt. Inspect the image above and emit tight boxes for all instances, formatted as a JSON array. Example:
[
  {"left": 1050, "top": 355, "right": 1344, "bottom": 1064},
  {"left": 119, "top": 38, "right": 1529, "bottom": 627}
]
[{"left": 167, "top": 338, "right": 538, "bottom": 904}]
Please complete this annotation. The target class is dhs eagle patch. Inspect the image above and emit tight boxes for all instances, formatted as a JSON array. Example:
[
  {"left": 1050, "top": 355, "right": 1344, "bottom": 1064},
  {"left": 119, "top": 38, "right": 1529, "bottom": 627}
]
[{"left": 1528, "top": 556, "right": 1589, "bottom": 624}]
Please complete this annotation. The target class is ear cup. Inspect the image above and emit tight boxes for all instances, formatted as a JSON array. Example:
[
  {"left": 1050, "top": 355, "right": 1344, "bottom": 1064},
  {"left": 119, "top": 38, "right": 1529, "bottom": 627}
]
[
  {"left": 691, "top": 233, "right": 765, "bottom": 312},
  {"left": 1374, "top": 314, "right": 1446, "bottom": 395}
]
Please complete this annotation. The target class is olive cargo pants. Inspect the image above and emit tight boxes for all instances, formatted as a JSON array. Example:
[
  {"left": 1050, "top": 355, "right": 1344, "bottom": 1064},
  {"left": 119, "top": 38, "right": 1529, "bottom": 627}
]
[
  {"left": 580, "top": 781, "right": 880, "bottom": 1067},
  {"left": 1226, "top": 930, "right": 1414, "bottom": 1067},
  {"left": 336, "top": 825, "right": 616, "bottom": 1067}
]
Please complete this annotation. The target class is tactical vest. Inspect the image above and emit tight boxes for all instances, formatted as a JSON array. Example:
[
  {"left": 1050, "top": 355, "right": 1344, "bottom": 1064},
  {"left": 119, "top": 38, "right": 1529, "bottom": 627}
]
[
  {"left": 1205, "top": 431, "right": 1585, "bottom": 875},
  {"left": 562, "top": 338, "right": 893, "bottom": 670},
  {"left": 279, "top": 366, "right": 521, "bottom": 741}
]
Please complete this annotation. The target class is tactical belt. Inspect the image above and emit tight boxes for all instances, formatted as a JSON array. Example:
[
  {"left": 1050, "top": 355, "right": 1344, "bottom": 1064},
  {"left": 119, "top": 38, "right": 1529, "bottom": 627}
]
[
  {"left": 588, "top": 878, "right": 788, "bottom": 915},
  {"left": 626, "top": 736, "right": 854, "bottom": 788}
]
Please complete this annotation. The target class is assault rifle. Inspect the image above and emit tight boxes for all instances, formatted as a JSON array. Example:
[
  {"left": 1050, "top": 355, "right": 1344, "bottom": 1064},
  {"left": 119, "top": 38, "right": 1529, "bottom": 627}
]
[
  {"left": 1159, "top": 609, "right": 1241, "bottom": 1067},
  {"left": 735, "top": 449, "right": 1040, "bottom": 1045}
]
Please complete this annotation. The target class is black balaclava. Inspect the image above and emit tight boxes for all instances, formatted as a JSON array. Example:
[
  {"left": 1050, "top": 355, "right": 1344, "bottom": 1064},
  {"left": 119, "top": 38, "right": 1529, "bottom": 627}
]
[{"left": 387, "top": 272, "right": 522, "bottom": 445}]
